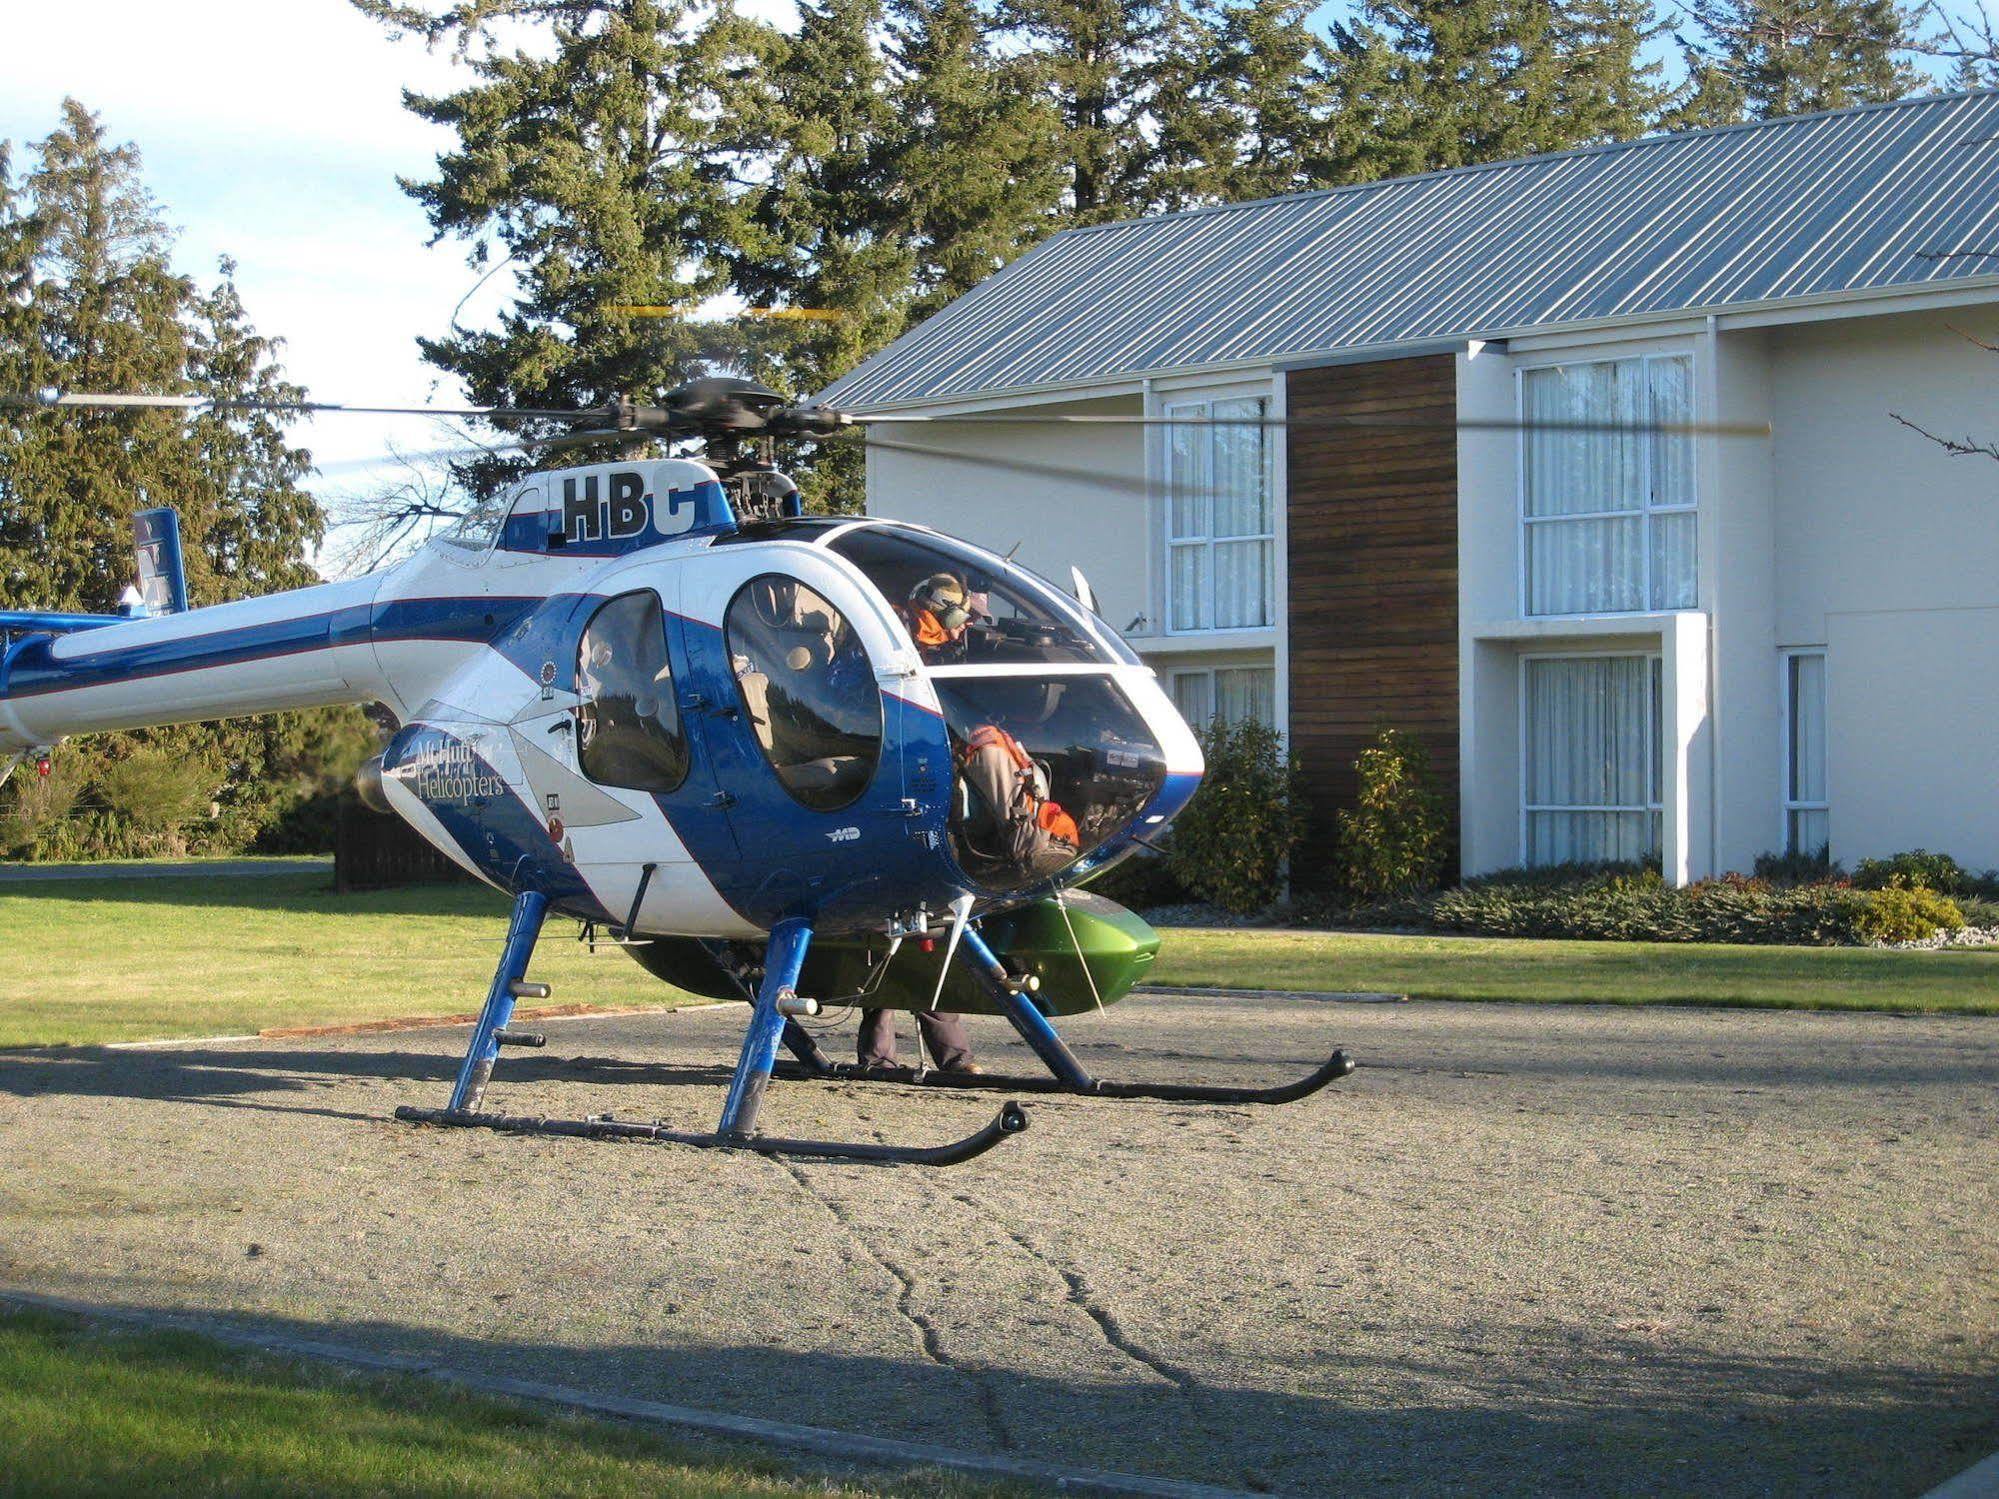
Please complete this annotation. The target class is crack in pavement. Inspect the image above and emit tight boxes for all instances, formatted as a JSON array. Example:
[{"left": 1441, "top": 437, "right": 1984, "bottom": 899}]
[
  {"left": 952, "top": 1189, "right": 1198, "bottom": 1393},
  {"left": 776, "top": 1161, "right": 1016, "bottom": 1452},
  {"left": 950, "top": 1188, "right": 1280, "bottom": 1493}
]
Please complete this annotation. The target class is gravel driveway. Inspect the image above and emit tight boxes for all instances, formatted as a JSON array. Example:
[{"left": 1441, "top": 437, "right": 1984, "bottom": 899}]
[{"left": 1, "top": 993, "right": 1994, "bottom": 1496}]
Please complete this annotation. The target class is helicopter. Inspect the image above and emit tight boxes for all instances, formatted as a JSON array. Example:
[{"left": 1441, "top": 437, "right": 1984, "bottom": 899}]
[{"left": 0, "top": 376, "right": 1763, "bottom": 1165}]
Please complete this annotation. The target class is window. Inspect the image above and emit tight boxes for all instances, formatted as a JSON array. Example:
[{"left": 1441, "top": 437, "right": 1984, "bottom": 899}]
[
  {"left": 1785, "top": 651, "right": 1828, "bottom": 856},
  {"left": 827, "top": 525, "right": 1133, "bottom": 667},
  {"left": 1522, "top": 355, "right": 1695, "bottom": 616},
  {"left": 725, "top": 574, "right": 881, "bottom": 811},
  {"left": 576, "top": 592, "right": 689, "bottom": 791},
  {"left": 1523, "top": 654, "right": 1662, "bottom": 867},
  {"left": 1170, "top": 666, "right": 1276, "bottom": 730},
  {"left": 441, "top": 488, "right": 517, "bottom": 553},
  {"left": 1165, "top": 395, "right": 1273, "bottom": 633}
]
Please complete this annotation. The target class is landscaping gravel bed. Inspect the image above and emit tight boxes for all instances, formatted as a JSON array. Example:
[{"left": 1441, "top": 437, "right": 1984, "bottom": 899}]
[{"left": 1, "top": 994, "right": 1994, "bottom": 1496}]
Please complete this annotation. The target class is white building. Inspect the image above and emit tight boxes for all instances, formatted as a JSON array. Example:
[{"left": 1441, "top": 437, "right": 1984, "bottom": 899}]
[{"left": 820, "top": 91, "right": 1999, "bottom": 883}]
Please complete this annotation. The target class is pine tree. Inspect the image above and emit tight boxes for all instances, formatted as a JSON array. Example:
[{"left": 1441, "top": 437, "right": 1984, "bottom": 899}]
[
  {"left": 0, "top": 102, "right": 356, "bottom": 856},
  {"left": 886, "top": 0, "right": 1064, "bottom": 316},
  {"left": 1669, "top": 0, "right": 1923, "bottom": 125},
  {"left": 357, "top": 0, "right": 790, "bottom": 494},
  {"left": 993, "top": 0, "right": 1165, "bottom": 224},
  {"left": 1328, "top": 0, "right": 1668, "bottom": 181},
  {"left": 1149, "top": 0, "right": 1336, "bottom": 209}
]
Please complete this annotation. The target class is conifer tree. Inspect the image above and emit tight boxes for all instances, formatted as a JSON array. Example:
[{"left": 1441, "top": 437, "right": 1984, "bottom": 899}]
[
  {"left": 1669, "top": 0, "right": 1922, "bottom": 125},
  {"left": 1328, "top": 0, "right": 1667, "bottom": 180},
  {"left": 0, "top": 103, "right": 359, "bottom": 856},
  {"left": 886, "top": 0, "right": 1063, "bottom": 315},
  {"left": 355, "top": 0, "right": 789, "bottom": 492},
  {"left": 993, "top": 0, "right": 1165, "bottom": 223}
]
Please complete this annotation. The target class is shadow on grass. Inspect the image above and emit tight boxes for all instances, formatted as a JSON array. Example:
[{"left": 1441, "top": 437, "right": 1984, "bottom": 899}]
[{"left": 5, "top": 1291, "right": 1994, "bottom": 1499}]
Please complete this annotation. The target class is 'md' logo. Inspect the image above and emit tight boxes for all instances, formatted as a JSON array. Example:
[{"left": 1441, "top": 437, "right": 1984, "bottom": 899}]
[{"left": 560, "top": 469, "right": 699, "bottom": 545}]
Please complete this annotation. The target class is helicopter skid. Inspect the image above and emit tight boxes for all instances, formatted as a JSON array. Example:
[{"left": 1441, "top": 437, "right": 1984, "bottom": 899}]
[
  {"left": 393, "top": 1100, "right": 1027, "bottom": 1166},
  {"left": 771, "top": 1048, "right": 1356, "bottom": 1106}
]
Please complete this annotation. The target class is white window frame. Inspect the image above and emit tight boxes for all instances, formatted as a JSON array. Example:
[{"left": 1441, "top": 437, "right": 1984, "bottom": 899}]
[
  {"left": 1518, "top": 649, "right": 1664, "bottom": 869},
  {"left": 1168, "top": 663, "right": 1277, "bottom": 731},
  {"left": 1515, "top": 352, "right": 1698, "bottom": 620},
  {"left": 1780, "top": 648, "right": 1829, "bottom": 856},
  {"left": 1162, "top": 393, "right": 1276, "bottom": 635}
]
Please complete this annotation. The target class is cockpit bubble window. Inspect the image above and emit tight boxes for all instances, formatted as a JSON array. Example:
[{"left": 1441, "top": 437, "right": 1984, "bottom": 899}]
[
  {"left": 725, "top": 573, "right": 883, "bottom": 812},
  {"left": 930, "top": 674, "right": 1166, "bottom": 892},
  {"left": 828, "top": 526, "right": 1138, "bottom": 667},
  {"left": 441, "top": 487, "right": 515, "bottom": 553},
  {"left": 576, "top": 591, "right": 689, "bottom": 792}
]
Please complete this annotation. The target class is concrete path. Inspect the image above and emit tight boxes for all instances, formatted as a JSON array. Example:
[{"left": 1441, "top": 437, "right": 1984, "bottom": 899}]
[
  {"left": 0, "top": 858, "right": 331, "bottom": 883},
  {"left": 1, "top": 994, "right": 1994, "bottom": 1496}
]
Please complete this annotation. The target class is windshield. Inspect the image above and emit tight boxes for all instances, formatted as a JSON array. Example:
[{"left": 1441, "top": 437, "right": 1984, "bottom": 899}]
[
  {"left": 929, "top": 674, "right": 1166, "bottom": 893},
  {"left": 827, "top": 525, "right": 1136, "bottom": 667}
]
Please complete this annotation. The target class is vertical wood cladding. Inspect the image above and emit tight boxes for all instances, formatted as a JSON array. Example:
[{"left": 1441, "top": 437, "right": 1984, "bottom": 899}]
[{"left": 1286, "top": 355, "right": 1460, "bottom": 870}]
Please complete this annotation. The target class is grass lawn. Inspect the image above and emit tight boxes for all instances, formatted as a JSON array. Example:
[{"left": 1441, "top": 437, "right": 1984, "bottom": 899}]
[
  {"left": 0, "top": 873, "right": 696, "bottom": 1048},
  {"left": 4, "top": 872, "right": 1998, "bottom": 1048},
  {"left": 1157, "top": 926, "right": 1999, "bottom": 1014},
  {"left": 0, "top": 1307, "right": 1001, "bottom": 1499}
]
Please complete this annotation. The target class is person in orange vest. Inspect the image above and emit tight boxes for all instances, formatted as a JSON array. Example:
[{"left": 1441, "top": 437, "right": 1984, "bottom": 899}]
[{"left": 897, "top": 572, "right": 975, "bottom": 661}]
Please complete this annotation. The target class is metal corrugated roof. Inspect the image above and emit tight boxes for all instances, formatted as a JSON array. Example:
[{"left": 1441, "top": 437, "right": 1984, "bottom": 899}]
[{"left": 820, "top": 90, "right": 1999, "bottom": 410}]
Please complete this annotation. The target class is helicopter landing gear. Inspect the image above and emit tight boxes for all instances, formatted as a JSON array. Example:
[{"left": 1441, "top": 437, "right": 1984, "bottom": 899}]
[
  {"left": 772, "top": 925, "right": 1357, "bottom": 1106},
  {"left": 397, "top": 902, "right": 1028, "bottom": 1165}
]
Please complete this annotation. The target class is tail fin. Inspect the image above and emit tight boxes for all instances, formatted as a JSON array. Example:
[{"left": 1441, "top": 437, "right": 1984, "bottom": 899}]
[{"left": 134, "top": 508, "right": 187, "bottom": 615}]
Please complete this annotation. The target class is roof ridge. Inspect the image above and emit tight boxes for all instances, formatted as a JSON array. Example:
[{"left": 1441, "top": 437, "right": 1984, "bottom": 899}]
[{"left": 1051, "top": 86, "right": 1999, "bottom": 242}]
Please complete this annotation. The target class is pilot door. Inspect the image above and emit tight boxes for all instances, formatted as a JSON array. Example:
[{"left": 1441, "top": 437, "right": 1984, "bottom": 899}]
[
  {"left": 542, "top": 578, "right": 743, "bottom": 933},
  {"left": 674, "top": 546, "right": 914, "bottom": 915}
]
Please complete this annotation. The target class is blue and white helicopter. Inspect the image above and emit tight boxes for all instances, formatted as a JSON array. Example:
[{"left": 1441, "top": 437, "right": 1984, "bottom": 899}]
[{"left": 0, "top": 378, "right": 1365, "bottom": 1164}]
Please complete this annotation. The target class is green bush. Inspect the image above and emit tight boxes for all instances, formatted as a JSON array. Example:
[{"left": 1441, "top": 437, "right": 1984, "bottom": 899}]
[
  {"left": 1164, "top": 717, "right": 1305, "bottom": 915},
  {"left": 1853, "top": 848, "right": 1966, "bottom": 895},
  {"left": 1846, "top": 884, "right": 1966, "bottom": 944},
  {"left": 1332, "top": 727, "right": 1450, "bottom": 898},
  {"left": 95, "top": 748, "right": 219, "bottom": 846},
  {"left": 1753, "top": 847, "right": 1841, "bottom": 886},
  {"left": 1081, "top": 847, "right": 1190, "bottom": 911},
  {"left": 1300, "top": 864, "right": 1979, "bottom": 946},
  {"left": 0, "top": 758, "right": 86, "bottom": 857}
]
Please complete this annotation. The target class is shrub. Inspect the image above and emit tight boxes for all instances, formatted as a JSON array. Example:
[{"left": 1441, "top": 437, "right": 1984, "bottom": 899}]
[
  {"left": 1298, "top": 862, "right": 1962, "bottom": 946},
  {"left": 1853, "top": 849, "right": 1966, "bottom": 895},
  {"left": 1164, "top": 717, "right": 1305, "bottom": 915},
  {"left": 94, "top": 748, "right": 219, "bottom": 846},
  {"left": 1846, "top": 884, "right": 1966, "bottom": 944},
  {"left": 0, "top": 758, "right": 86, "bottom": 857},
  {"left": 1753, "top": 847, "right": 1841, "bottom": 886},
  {"left": 1081, "top": 847, "right": 1190, "bottom": 911},
  {"left": 1332, "top": 727, "right": 1450, "bottom": 898}
]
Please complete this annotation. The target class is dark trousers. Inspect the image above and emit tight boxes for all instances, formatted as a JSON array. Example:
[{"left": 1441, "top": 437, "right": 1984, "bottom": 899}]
[{"left": 858, "top": 1007, "right": 973, "bottom": 1070}]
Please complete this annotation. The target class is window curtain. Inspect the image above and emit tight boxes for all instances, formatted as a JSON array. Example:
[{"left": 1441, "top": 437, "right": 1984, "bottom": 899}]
[
  {"left": 1215, "top": 666, "right": 1275, "bottom": 728},
  {"left": 1164, "top": 396, "right": 1272, "bottom": 631},
  {"left": 1787, "top": 652, "right": 1829, "bottom": 854},
  {"left": 1523, "top": 357, "right": 1695, "bottom": 616},
  {"left": 1525, "top": 655, "right": 1661, "bottom": 866},
  {"left": 1172, "top": 671, "right": 1214, "bottom": 728}
]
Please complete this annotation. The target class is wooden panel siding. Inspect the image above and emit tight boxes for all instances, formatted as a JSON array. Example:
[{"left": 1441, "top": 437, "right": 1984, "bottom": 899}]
[{"left": 1285, "top": 355, "right": 1460, "bottom": 877}]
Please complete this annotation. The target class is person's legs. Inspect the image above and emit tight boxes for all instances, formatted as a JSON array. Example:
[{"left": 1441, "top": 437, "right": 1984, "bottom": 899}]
[
  {"left": 915, "top": 1009, "right": 976, "bottom": 1072},
  {"left": 856, "top": 1007, "right": 899, "bottom": 1067}
]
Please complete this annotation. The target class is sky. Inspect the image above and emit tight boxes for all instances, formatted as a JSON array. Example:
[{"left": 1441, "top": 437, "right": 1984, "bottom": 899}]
[{"left": 0, "top": 0, "right": 511, "bottom": 507}]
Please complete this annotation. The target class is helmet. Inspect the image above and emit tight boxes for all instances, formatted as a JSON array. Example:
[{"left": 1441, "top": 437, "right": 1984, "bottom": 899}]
[{"left": 909, "top": 572, "right": 971, "bottom": 633}]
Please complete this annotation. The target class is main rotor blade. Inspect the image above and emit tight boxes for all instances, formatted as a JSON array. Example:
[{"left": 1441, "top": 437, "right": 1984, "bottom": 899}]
[
  {"left": 0, "top": 391, "right": 586, "bottom": 421},
  {"left": 314, "top": 427, "right": 632, "bottom": 478},
  {"left": 853, "top": 411, "right": 1772, "bottom": 437},
  {"left": 862, "top": 435, "right": 1154, "bottom": 496}
]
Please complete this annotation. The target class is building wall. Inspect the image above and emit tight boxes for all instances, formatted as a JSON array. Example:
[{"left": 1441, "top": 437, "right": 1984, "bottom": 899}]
[
  {"left": 1285, "top": 355, "right": 1460, "bottom": 874},
  {"left": 1767, "top": 308, "right": 1999, "bottom": 867},
  {"left": 861, "top": 394, "right": 1148, "bottom": 633}
]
